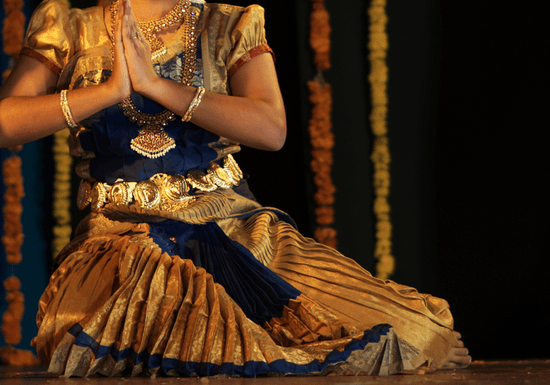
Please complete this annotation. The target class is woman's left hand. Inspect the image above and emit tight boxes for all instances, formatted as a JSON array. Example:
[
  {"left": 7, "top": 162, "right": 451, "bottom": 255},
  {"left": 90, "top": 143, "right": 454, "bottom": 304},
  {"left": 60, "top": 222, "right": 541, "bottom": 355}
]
[{"left": 121, "top": 0, "right": 159, "bottom": 93}]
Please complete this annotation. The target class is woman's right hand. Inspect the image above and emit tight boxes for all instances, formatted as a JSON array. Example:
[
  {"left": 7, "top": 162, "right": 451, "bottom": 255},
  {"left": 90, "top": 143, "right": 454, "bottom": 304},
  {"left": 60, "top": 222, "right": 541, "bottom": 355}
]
[
  {"left": 105, "top": 0, "right": 132, "bottom": 100},
  {"left": 0, "top": 0, "right": 135, "bottom": 148}
]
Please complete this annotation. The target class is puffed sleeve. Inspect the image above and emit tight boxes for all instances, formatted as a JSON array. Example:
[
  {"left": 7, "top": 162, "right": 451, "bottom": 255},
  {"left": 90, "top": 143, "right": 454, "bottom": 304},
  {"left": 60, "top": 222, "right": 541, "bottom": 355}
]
[
  {"left": 19, "top": 0, "right": 75, "bottom": 75},
  {"left": 225, "top": 5, "right": 273, "bottom": 77}
]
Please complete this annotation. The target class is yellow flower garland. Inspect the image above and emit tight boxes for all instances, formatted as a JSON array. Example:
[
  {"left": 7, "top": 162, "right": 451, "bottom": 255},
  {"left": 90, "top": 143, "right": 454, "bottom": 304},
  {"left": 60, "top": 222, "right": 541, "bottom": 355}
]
[
  {"left": 50, "top": 0, "right": 73, "bottom": 262},
  {"left": 308, "top": 0, "right": 337, "bottom": 248},
  {"left": 52, "top": 129, "right": 72, "bottom": 257},
  {"left": 368, "top": 0, "right": 394, "bottom": 279}
]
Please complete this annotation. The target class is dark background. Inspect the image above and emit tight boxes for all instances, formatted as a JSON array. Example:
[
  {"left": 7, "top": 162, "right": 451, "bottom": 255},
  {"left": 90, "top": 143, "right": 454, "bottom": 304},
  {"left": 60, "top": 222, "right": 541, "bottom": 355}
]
[{"left": 1, "top": 0, "right": 548, "bottom": 362}]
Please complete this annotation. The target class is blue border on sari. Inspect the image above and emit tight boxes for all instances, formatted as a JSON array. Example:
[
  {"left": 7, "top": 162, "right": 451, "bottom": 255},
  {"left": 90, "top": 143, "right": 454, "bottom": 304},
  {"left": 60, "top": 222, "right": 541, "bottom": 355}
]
[{"left": 68, "top": 323, "right": 392, "bottom": 377}]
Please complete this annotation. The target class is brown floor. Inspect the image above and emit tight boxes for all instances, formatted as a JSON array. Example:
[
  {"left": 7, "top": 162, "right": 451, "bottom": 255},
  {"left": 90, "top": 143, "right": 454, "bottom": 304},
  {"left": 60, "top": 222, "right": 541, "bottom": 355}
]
[{"left": 1, "top": 360, "right": 550, "bottom": 385}]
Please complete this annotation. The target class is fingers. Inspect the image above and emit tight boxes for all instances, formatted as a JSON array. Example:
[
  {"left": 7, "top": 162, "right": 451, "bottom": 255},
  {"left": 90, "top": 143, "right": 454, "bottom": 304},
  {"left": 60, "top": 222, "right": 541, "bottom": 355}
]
[
  {"left": 121, "top": 1, "right": 149, "bottom": 54},
  {"left": 105, "top": 0, "right": 131, "bottom": 99},
  {"left": 118, "top": 0, "right": 156, "bottom": 93},
  {"left": 123, "top": 0, "right": 143, "bottom": 41},
  {"left": 112, "top": 0, "right": 125, "bottom": 58},
  {"left": 123, "top": 0, "right": 135, "bottom": 23}
]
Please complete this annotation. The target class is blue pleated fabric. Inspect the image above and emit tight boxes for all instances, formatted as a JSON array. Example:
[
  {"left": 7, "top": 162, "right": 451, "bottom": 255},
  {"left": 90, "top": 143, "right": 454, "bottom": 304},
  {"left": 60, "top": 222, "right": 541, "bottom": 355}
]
[
  {"left": 77, "top": 38, "right": 220, "bottom": 184},
  {"left": 148, "top": 220, "right": 301, "bottom": 326}
]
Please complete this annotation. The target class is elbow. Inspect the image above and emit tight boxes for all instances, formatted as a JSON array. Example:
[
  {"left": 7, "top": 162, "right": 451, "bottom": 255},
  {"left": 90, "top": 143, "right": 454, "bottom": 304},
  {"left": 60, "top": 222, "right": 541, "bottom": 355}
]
[
  {"left": 0, "top": 112, "right": 18, "bottom": 149},
  {"left": 0, "top": 110, "right": 11, "bottom": 149},
  {"left": 264, "top": 119, "right": 286, "bottom": 151},
  {"left": 264, "top": 106, "right": 287, "bottom": 151},
  {"left": 0, "top": 116, "right": 24, "bottom": 149}
]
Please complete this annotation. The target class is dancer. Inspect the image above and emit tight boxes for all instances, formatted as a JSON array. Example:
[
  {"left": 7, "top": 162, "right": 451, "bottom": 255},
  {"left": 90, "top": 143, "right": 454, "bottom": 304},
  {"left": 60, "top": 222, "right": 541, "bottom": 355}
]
[{"left": 0, "top": 0, "right": 470, "bottom": 376}]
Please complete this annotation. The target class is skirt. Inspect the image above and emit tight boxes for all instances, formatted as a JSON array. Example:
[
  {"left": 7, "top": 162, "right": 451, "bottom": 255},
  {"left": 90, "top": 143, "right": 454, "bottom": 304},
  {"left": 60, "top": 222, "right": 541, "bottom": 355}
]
[{"left": 31, "top": 188, "right": 457, "bottom": 377}]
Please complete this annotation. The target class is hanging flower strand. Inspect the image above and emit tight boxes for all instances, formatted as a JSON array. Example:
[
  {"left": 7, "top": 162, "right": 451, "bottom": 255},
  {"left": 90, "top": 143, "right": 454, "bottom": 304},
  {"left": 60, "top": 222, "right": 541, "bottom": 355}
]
[
  {"left": 368, "top": 0, "right": 394, "bottom": 279},
  {"left": 0, "top": 0, "right": 39, "bottom": 366},
  {"left": 52, "top": 129, "right": 72, "bottom": 258},
  {"left": 0, "top": 156, "right": 38, "bottom": 365},
  {"left": 1, "top": 156, "right": 24, "bottom": 266},
  {"left": 308, "top": 0, "right": 337, "bottom": 248}
]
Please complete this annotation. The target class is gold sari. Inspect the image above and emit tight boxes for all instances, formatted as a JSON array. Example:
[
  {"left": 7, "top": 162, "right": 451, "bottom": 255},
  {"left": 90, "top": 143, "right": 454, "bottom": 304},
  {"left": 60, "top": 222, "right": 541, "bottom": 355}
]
[{"left": 22, "top": 0, "right": 458, "bottom": 377}]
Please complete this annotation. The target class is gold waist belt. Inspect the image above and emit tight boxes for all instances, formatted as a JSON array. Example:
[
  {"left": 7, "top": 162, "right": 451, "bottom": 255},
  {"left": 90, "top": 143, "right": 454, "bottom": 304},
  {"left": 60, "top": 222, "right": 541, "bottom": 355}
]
[{"left": 77, "top": 154, "right": 243, "bottom": 212}]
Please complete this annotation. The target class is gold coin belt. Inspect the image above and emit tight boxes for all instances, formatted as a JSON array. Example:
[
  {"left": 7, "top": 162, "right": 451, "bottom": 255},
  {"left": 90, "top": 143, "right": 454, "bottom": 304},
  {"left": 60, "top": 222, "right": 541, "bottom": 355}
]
[{"left": 77, "top": 155, "right": 243, "bottom": 213}]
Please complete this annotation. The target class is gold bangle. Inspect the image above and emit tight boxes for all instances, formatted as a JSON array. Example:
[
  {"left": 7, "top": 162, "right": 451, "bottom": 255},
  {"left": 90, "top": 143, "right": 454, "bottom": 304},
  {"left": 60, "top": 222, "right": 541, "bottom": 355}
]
[
  {"left": 60, "top": 89, "right": 78, "bottom": 129},
  {"left": 182, "top": 86, "right": 205, "bottom": 122}
]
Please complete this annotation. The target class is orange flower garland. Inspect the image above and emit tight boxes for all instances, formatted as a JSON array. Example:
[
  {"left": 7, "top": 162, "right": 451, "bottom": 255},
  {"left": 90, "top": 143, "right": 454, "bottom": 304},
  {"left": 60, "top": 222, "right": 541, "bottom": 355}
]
[
  {"left": 2, "top": 0, "right": 25, "bottom": 57},
  {"left": 0, "top": 0, "right": 39, "bottom": 366},
  {"left": 1, "top": 277, "right": 23, "bottom": 345},
  {"left": 0, "top": 154, "right": 39, "bottom": 367},
  {"left": 368, "top": 0, "right": 394, "bottom": 279},
  {"left": 1, "top": 156, "right": 24, "bottom": 266},
  {"left": 309, "top": 0, "right": 331, "bottom": 71},
  {"left": 308, "top": 0, "right": 337, "bottom": 248}
]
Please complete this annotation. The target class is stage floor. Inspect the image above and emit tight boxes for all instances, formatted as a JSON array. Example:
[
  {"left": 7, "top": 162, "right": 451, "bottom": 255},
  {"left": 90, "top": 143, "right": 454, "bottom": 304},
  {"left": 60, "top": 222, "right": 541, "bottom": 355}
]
[{"left": 1, "top": 360, "right": 549, "bottom": 384}]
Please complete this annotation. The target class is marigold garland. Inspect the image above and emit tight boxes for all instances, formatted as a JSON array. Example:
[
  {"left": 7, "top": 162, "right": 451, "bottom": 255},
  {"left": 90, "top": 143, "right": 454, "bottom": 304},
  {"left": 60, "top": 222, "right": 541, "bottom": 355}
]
[
  {"left": 0, "top": 0, "right": 39, "bottom": 366},
  {"left": 1, "top": 156, "right": 24, "bottom": 266},
  {"left": 368, "top": 0, "right": 394, "bottom": 279},
  {"left": 308, "top": 0, "right": 336, "bottom": 249},
  {"left": 2, "top": 0, "right": 25, "bottom": 56},
  {"left": 309, "top": 0, "right": 331, "bottom": 71},
  {"left": 1, "top": 277, "right": 23, "bottom": 345},
  {"left": 0, "top": 154, "right": 38, "bottom": 367}
]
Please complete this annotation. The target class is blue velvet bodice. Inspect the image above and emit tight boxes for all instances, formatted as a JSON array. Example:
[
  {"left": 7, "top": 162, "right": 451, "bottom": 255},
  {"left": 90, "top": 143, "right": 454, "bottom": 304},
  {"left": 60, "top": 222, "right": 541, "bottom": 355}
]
[{"left": 77, "top": 23, "right": 221, "bottom": 185}]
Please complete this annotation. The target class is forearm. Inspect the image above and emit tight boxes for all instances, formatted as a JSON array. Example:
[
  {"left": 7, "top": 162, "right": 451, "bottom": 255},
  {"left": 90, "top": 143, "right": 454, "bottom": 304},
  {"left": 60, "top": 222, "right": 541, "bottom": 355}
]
[
  {"left": 194, "top": 90, "right": 286, "bottom": 151},
  {"left": 0, "top": 82, "right": 123, "bottom": 148},
  {"left": 141, "top": 77, "right": 286, "bottom": 151},
  {"left": 117, "top": 0, "right": 285, "bottom": 151}
]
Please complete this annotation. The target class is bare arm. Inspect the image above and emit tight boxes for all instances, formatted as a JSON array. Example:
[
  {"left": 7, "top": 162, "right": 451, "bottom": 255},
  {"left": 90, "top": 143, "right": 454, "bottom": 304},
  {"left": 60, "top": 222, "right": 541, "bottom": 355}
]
[
  {"left": 0, "top": 59, "right": 127, "bottom": 148},
  {"left": 139, "top": 54, "right": 287, "bottom": 151},
  {"left": 0, "top": 4, "right": 131, "bottom": 149},
  {"left": 1, "top": 0, "right": 287, "bottom": 151},
  {"left": 121, "top": 0, "right": 287, "bottom": 151}
]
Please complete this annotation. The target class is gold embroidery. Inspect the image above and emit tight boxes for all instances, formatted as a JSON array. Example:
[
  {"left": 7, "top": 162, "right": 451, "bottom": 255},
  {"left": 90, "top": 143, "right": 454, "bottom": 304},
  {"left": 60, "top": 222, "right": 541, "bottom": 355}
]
[
  {"left": 109, "top": 0, "right": 201, "bottom": 159},
  {"left": 136, "top": 0, "right": 189, "bottom": 60}
]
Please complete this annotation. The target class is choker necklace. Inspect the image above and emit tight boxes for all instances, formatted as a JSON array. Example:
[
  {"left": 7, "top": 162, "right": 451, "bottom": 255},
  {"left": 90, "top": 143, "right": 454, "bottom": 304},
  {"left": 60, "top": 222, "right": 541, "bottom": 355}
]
[
  {"left": 110, "top": 0, "right": 199, "bottom": 159},
  {"left": 137, "top": 0, "right": 188, "bottom": 60}
]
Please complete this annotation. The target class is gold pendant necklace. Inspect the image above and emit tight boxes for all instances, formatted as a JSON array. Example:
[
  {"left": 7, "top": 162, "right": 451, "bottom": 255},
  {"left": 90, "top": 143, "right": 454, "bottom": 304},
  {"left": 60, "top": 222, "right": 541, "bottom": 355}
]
[
  {"left": 122, "top": 99, "right": 177, "bottom": 158},
  {"left": 109, "top": 0, "right": 199, "bottom": 159}
]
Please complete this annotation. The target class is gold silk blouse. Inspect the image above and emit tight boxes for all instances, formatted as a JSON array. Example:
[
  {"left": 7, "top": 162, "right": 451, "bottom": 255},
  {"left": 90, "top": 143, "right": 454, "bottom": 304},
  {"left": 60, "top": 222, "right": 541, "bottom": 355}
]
[{"left": 21, "top": 0, "right": 273, "bottom": 95}]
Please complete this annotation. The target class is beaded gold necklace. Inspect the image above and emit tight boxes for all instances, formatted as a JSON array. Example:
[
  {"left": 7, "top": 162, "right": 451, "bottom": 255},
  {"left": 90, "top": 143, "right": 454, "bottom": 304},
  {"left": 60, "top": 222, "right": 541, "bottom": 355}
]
[
  {"left": 137, "top": 0, "right": 188, "bottom": 60},
  {"left": 109, "top": 0, "right": 199, "bottom": 159}
]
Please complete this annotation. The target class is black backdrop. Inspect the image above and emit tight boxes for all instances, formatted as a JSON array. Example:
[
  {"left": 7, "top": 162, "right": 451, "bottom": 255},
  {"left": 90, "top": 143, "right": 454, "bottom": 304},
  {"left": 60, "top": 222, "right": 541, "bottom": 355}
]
[
  {"left": 1, "top": 0, "right": 548, "bottom": 361},
  {"left": 232, "top": 0, "right": 550, "bottom": 361}
]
